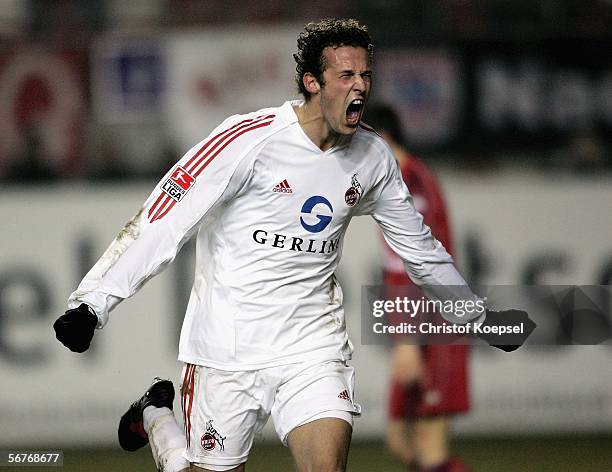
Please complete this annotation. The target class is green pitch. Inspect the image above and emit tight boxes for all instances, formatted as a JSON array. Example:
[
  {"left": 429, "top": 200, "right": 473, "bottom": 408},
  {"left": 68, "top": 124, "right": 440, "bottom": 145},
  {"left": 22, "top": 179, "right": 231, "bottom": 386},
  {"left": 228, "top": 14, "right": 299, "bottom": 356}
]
[{"left": 6, "top": 436, "right": 610, "bottom": 471}]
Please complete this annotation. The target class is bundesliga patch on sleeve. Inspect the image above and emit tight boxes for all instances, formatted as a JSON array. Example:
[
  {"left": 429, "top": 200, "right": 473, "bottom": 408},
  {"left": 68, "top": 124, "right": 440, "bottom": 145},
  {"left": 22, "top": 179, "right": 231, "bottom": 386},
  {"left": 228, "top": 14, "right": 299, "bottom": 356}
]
[{"left": 161, "top": 166, "right": 195, "bottom": 201}]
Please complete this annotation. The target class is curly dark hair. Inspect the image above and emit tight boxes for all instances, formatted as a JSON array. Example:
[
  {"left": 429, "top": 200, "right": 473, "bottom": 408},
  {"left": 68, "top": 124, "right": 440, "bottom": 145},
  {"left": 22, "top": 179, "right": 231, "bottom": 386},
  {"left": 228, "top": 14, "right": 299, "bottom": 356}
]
[{"left": 293, "top": 18, "right": 373, "bottom": 100}]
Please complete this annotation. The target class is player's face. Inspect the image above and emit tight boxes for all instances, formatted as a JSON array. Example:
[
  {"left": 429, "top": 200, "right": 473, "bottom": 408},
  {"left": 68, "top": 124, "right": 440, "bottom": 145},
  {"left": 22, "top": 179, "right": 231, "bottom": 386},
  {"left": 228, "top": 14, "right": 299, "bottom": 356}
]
[{"left": 319, "top": 46, "right": 372, "bottom": 136}]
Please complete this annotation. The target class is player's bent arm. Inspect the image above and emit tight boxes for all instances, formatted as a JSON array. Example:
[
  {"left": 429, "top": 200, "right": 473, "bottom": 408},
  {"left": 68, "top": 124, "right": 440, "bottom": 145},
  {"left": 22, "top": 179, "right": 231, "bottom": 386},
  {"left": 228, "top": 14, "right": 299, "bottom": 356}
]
[
  {"left": 366, "top": 151, "right": 484, "bottom": 324},
  {"left": 365, "top": 150, "right": 536, "bottom": 349},
  {"left": 66, "top": 113, "right": 275, "bottom": 328}
]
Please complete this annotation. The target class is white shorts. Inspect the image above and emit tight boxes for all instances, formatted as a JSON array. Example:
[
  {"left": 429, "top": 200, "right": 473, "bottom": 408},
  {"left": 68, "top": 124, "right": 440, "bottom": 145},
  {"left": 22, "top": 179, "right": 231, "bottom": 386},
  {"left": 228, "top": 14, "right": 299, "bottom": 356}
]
[{"left": 180, "top": 360, "right": 361, "bottom": 471}]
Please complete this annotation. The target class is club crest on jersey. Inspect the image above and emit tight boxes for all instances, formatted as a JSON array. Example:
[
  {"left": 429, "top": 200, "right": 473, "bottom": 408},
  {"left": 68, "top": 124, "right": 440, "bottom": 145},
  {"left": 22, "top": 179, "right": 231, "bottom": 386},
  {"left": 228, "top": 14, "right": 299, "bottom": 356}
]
[
  {"left": 345, "top": 173, "right": 363, "bottom": 206},
  {"left": 161, "top": 166, "right": 195, "bottom": 202},
  {"left": 201, "top": 420, "right": 226, "bottom": 452}
]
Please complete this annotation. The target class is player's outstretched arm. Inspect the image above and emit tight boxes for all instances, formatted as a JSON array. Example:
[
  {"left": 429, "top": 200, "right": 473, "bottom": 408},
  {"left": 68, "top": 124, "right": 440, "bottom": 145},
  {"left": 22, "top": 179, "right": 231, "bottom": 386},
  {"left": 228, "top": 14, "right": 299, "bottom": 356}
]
[
  {"left": 59, "top": 112, "right": 274, "bottom": 335},
  {"left": 53, "top": 303, "right": 98, "bottom": 353},
  {"left": 367, "top": 146, "right": 536, "bottom": 352}
]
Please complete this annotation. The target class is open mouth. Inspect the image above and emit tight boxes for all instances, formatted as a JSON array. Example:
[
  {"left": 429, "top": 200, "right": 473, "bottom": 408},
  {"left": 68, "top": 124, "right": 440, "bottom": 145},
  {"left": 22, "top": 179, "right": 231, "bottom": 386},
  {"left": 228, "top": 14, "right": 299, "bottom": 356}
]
[{"left": 346, "top": 99, "right": 364, "bottom": 125}]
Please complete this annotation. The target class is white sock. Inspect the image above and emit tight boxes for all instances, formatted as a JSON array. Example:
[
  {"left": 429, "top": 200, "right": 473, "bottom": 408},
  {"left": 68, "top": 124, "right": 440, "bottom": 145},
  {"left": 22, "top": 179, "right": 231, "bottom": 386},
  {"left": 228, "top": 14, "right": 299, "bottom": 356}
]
[
  {"left": 143, "top": 406, "right": 190, "bottom": 472},
  {"left": 143, "top": 406, "right": 173, "bottom": 432}
]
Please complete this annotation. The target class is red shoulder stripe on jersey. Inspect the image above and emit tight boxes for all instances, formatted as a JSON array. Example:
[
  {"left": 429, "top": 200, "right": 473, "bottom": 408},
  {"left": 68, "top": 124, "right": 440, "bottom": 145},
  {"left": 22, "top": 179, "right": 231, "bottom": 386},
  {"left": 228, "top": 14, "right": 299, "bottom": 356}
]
[
  {"left": 148, "top": 192, "right": 166, "bottom": 220},
  {"left": 184, "top": 114, "right": 275, "bottom": 171},
  {"left": 183, "top": 117, "right": 254, "bottom": 170},
  {"left": 148, "top": 115, "right": 275, "bottom": 222},
  {"left": 151, "top": 199, "right": 176, "bottom": 222},
  {"left": 191, "top": 118, "right": 274, "bottom": 177},
  {"left": 188, "top": 115, "right": 275, "bottom": 176},
  {"left": 149, "top": 195, "right": 175, "bottom": 222}
]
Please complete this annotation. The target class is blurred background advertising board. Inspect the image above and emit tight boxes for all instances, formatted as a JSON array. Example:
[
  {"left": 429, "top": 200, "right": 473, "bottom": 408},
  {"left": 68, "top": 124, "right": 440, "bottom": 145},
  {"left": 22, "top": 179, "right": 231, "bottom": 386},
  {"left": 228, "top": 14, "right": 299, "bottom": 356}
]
[
  {"left": 2, "top": 175, "right": 611, "bottom": 447},
  {"left": 375, "top": 40, "right": 612, "bottom": 155},
  {"left": 0, "top": 49, "right": 87, "bottom": 177},
  {"left": 0, "top": 186, "right": 183, "bottom": 448},
  {"left": 376, "top": 49, "right": 462, "bottom": 147},
  {"left": 88, "top": 26, "right": 299, "bottom": 177},
  {"left": 163, "top": 26, "right": 300, "bottom": 151},
  {"left": 91, "top": 35, "right": 164, "bottom": 123}
]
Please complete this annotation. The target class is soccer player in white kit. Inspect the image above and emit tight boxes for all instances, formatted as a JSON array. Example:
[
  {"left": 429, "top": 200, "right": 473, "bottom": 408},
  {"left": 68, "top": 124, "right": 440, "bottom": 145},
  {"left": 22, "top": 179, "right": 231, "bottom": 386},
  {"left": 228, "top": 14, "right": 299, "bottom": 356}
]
[{"left": 54, "top": 19, "right": 533, "bottom": 472}]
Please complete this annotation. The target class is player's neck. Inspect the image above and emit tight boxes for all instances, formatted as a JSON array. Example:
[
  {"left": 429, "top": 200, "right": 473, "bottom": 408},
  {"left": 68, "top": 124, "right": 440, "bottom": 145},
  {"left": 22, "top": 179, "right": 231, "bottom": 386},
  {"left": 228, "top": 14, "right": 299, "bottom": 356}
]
[{"left": 294, "top": 100, "right": 340, "bottom": 152}]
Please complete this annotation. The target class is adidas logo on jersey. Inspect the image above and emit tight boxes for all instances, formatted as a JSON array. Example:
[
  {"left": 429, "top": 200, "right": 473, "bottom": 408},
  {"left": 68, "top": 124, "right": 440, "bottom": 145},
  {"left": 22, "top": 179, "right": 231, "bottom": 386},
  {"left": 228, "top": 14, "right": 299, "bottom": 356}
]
[
  {"left": 272, "top": 179, "right": 293, "bottom": 194},
  {"left": 338, "top": 390, "right": 351, "bottom": 402}
]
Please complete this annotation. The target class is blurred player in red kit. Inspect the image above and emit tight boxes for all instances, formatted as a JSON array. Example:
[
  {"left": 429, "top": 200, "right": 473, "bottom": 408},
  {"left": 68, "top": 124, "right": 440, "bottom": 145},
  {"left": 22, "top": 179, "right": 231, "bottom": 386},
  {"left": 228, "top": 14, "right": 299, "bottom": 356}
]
[{"left": 364, "top": 103, "right": 471, "bottom": 472}]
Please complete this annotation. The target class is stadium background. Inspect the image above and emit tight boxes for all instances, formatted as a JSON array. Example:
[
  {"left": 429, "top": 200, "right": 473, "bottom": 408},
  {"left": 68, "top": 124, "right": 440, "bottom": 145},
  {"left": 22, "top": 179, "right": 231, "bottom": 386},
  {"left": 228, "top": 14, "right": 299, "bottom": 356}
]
[{"left": 1, "top": 1, "right": 611, "bottom": 470}]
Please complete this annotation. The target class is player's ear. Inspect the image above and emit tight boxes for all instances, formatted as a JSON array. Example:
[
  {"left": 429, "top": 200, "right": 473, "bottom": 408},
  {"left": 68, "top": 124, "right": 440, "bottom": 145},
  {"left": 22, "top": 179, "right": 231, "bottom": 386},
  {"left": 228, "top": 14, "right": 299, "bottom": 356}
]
[{"left": 303, "top": 72, "right": 321, "bottom": 95}]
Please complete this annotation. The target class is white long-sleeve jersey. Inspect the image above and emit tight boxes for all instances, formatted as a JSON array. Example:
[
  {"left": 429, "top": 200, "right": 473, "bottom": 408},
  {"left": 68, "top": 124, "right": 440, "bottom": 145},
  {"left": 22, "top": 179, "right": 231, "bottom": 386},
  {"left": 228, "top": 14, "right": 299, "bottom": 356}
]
[{"left": 68, "top": 101, "right": 480, "bottom": 370}]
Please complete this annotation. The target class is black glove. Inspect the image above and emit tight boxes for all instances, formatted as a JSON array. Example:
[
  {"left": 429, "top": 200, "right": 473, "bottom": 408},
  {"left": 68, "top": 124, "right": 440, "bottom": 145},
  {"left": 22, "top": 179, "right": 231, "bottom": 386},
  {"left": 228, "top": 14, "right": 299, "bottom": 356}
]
[
  {"left": 476, "top": 309, "right": 536, "bottom": 352},
  {"left": 53, "top": 303, "right": 98, "bottom": 353}
]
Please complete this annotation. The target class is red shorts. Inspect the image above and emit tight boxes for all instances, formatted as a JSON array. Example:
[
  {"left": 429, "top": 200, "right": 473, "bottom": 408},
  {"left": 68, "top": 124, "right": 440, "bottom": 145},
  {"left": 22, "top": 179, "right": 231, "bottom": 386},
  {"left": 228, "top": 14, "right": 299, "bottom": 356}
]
[{"left": 388, "top": 344, "right": 470, "bottom": 419}]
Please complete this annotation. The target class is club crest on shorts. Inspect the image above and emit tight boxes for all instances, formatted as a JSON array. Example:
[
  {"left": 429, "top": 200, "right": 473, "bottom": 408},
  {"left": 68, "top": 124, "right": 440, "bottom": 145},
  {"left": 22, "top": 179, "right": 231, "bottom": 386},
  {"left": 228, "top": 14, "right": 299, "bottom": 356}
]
[
  {"left": 345, "top": 173, "right": 363, "bottom": 206},
  {"left": 201, "top": 432, "right": 216, "bottom": 451},
  {"left": 201, "top": 419, "right": 226, "bottom": 452},
  {"left": 161, "top": 166, "right": 195, "bottom": 202}
]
